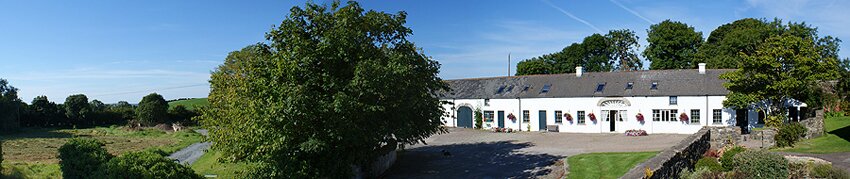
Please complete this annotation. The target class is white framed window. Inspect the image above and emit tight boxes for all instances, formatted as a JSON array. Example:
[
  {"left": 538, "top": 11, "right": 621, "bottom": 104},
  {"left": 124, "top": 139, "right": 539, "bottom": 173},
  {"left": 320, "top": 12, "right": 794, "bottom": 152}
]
[
  {"left": 652, "top": 109, "right": 678, "bottom": 122},
  {"left": 484, "top": 99, "right": 490, "bottom": 106},
  {"left": 555, "top": 111, "right": 563, "bottom": 123},
  {"left": 669, "top": 96, "right": 678, "bottom": 105},
  {"left": 713, "top": 109, "right": 722, "bottom": 124},
  {"left": 522, "top": 110, "right": 530, "bottom": 123},
  {"left": 691, "top": 109, "right": 700, "bottom": 124},
  {"left": 577, "top": 111, "right": 586, "bottom": 124},
  {"left": 618, "top": 110, "right": 627, "bottom": 122},
  {"left": 484, "top": 111, "right": 494, "bottom": 122},
  {"left": 602, "top": 110, "right": 610, "bottom": 121}
]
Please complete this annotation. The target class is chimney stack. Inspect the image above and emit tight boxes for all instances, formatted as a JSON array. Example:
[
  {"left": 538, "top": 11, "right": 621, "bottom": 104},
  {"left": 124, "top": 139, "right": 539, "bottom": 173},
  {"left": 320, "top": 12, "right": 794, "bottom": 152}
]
[
  {"left": 576, "top": 66, "right": 583, "bottom": 77},
  {"left": 698, "top": 63, "right": 706, "bottom": 74}
]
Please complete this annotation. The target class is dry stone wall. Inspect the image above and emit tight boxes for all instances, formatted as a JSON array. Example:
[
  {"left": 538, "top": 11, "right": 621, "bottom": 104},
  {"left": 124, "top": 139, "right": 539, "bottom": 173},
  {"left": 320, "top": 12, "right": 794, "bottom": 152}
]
[{"left": 621, "top": 128, "right": 710, "bottom": 179}]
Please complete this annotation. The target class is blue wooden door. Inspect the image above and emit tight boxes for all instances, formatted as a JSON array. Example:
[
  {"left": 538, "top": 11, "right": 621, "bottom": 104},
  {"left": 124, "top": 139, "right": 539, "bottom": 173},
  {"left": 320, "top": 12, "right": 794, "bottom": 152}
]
[
  {"left": 538, "top": 110, "right": 547, "bottom": 131},
  {"left": 457, "top": 106, "right": 473, "bottom": 128},
  {"left": 497, "top": 111, "right": 505, "bottom": 128}
]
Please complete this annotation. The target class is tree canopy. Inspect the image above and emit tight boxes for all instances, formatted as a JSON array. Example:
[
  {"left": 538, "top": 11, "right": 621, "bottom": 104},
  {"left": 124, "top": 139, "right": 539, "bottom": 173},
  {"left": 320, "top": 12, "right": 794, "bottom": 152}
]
[
  {"left": 0, "top": 79, "right": 21, "bottom": 131},
  {"left": 644, "top": 20, "right": 703, "bottom": 70},
  {"left": 136, "top": 93, "right": 168, "bottom": 126},
  {"left": 515, "top": 33, "right": 616, "bottom": 75},
  {"left": 64, "top": 94, "right": 91, "bottom": 126},
  {"left": 199, "top": 1, "right": 448, "bottom": 178},
  {"left": 721, "top": 33, "right": 840, "bottom": 122},
  {"left": 607, "top": 29, "right": 642, "bottom": 71}
]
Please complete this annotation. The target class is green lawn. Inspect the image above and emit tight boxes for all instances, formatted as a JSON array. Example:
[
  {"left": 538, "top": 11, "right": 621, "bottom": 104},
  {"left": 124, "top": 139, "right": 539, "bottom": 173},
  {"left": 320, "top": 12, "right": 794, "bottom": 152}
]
[
  {"left": 168, "top": 98, "right": 209, "bottom": 110},
  {"left": 566, "top": 151, "right": 658, "bottom": 179},
  {"left": 1, "top": 126, "right": 203, "bottom": 178},
  {"left": 191, "top": 150, "right": 252, "bottom": 178},
  {"left": 775, "top": 116, "right": 850, "bottom": 153}
]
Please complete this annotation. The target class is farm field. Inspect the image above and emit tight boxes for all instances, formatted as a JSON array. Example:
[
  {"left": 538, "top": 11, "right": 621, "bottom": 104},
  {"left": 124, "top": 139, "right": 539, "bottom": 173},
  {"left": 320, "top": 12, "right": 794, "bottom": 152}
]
[
  {"left": 0, "top": 126, "right": 203, "bottom": 178},
  {"left": 168, "top": 98, "right": 209, "bottom": 110}
]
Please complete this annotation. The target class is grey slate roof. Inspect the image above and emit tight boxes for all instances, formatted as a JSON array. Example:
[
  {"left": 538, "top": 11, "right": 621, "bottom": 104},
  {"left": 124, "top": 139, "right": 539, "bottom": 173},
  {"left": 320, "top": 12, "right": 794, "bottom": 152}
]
[{"left": 441, "top": 69, "right": 734, "bottom": 99}]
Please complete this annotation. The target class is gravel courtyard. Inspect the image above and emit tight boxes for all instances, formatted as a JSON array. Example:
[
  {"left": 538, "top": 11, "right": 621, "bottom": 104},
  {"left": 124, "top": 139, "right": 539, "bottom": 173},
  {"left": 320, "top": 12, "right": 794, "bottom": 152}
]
[{"left": 383, "top": 128, "right": 689, "bottom": 178}]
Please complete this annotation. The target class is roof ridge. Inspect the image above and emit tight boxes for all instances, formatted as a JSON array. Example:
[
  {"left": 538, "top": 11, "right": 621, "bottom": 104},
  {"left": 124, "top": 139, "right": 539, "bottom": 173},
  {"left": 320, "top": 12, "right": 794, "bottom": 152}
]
[{"left": 444, "top": 69, "right": 736, "bottom": 81}]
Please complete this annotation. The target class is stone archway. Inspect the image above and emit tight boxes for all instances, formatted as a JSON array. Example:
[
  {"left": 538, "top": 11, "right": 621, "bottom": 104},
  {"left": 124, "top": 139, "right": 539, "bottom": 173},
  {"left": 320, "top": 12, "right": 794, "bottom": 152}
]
[{"left": 598, "top": 98, "right": 631, "bottom": 132}]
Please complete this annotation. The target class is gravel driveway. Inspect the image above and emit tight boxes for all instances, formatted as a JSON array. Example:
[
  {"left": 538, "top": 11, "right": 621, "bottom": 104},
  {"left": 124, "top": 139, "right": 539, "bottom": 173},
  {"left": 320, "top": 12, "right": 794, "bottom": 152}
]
[
  {"left": 168, "top": 129, "right": 210, "bottom": 165},
  {"left": 382, "top": 128, "right": 688, "bottom": 178}
]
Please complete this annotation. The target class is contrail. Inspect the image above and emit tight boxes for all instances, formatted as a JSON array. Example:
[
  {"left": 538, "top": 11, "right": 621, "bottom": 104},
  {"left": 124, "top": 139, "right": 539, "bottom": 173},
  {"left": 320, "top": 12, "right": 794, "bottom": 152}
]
[
  {"left": 609, "top": 0, "right": 655, "bottom": 24},
  {"left": 541, "top": 0, "right": 604, "bottom": 34}
]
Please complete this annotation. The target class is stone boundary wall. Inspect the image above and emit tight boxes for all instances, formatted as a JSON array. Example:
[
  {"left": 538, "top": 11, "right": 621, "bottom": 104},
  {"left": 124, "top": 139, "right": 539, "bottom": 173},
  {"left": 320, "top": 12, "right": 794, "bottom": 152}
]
[
  {"left": 354, "top": 150, "right": 397, "bottom": 178},
  {"left": 801, "top": 109, "right": 824, "bottom": 139},
  {"left": 621, "top": 128, "right": 710, "bottom": 179}
]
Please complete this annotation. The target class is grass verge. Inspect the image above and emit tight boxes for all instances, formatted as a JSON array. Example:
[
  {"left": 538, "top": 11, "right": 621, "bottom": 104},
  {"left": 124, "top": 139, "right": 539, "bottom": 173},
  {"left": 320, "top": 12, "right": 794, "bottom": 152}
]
[
  {"left": 566, "top": 151, "right": 657, "bottom": 179},
  {"left": 775, "top": 116, "right": 850, "bottom": 153},
  {"left": 191, "top": 150, "right": 251, "bottom": 178}
]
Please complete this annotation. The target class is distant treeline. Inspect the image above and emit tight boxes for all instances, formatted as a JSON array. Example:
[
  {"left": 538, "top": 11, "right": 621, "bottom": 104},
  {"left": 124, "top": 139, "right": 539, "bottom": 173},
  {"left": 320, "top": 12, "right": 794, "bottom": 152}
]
[{"left": 0, "top": 79, "right": 199, "bottom": 131}]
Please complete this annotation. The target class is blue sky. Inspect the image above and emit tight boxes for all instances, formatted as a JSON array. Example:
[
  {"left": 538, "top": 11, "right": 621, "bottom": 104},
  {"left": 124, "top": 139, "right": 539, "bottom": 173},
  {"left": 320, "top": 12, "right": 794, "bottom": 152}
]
[{"left": 2, "top": 0, "right": 849, "bottom": 103}]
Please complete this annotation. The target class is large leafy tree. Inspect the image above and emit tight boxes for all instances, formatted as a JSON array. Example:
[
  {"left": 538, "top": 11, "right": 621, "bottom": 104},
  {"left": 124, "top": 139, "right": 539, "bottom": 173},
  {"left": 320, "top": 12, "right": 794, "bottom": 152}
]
[
  {"left": 515, "top": 34, "right": 613, "bottom": 75},
  {"left": 606, "top": 29, "right": 642, "bottom": 71},
  {"left": 136, "top": 93, "right": 168, "bottom": 126},
  {"left": 721, "top": 34, "right": 840, "bottom": 124},
  {"left": 199, "top": 1, "right": 447, "bottom": 178},
  {"left": 644, "top": 20, "right": 703, "bottom": 69},
  {"left": 0, "top": 79, "right": 21, "bottom": 131},
  {"left": 697, "top": 18, "right": 780, "bottom": 69},
  {"left": 515, "top": 58, "right": 554, "bottom": 75},
  {"left": 23, "top": 96, "right": 64, "bottom": 127},
  {"left": 64, "top": 94, "right": 91, "bottom": 126}
]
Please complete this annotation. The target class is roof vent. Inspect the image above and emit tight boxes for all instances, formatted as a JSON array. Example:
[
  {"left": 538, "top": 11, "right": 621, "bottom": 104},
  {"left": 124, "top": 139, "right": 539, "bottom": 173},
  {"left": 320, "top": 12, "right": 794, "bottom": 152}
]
[
  {"left": 698, "top": 63, "right": 706, "bottom": 74},
  {"left": 576, "top": 66, "right": 583, "bottom": 77}
]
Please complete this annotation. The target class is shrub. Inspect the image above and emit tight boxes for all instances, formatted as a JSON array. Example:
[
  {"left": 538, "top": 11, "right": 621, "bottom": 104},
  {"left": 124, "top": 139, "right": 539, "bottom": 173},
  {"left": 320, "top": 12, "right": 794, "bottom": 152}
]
[
  {"left": 720, "top": 146, "right": 745, "bottom": 171},
  {"left": 695, "top": 157, "right": 723, "bottom": 172},
  {"left": 775, "top": 122, "right": 807, "bottom": 147},
  {"left": 732, "top": 150, "right": 788, "bottom": 179},
  {"left": 1, "top": 140, "right": 4, "bottom": 171},
  {"left": 59, "top": 138, "right": 113, "bottom": 179},
  {"left": 765, "top": 115, "right": 784, "bottom": 128},
  {"left": 474, "top": 109, "right": 483, "bottom": 129},
  {"left": 102, "top": 151, "right": 202, "bottom": 179},
  {"left": 812, "top": 163, "right": 850, "bottom": 179},
  {"left": 703, "top": 149, "right": 719, "bottom": 158}
]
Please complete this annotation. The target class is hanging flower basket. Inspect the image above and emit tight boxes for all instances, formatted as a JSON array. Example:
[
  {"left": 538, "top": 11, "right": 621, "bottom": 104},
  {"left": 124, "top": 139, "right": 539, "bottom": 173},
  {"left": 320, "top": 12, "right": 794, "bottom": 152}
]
[
  {"left": 679, "top": 112, "right": 689, "bottom": 122},
  {"left": 636, "top": 113, "right": 645, "bottom": 122},
  {"left": 588, "top": 113, "right": 596, "bottom": 122},
  {"left": 507, "top": 113, "right": 516, "bottom": 121},
  {"left": 564, "top": 113, "right": 573, "bottom": 122}
]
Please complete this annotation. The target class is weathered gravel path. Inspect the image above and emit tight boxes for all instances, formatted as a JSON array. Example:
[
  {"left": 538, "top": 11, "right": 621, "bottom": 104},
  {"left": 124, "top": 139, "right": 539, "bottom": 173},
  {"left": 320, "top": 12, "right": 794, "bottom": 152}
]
[{"left": 168, "top": 129, "right": 210, "bottom": 165}]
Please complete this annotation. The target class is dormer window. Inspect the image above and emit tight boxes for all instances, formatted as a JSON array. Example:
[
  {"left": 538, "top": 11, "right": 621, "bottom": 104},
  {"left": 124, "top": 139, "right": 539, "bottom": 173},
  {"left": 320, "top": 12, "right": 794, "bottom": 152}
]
[
  {"left": 595, "top": 83, "right": 606, "bottom": 93},
  {"left": 625, "top": 82, "right": 634, "bottom": 90},
  {"left": 505, "top": 85, "right": 514, "bottom": 93},
  {"left": 651, "top": 82, "right": 658, "bottom": 90},
  {"left": 541, "top": 84, "right": 551, "bottom": 93},
  {"left": 495, "top": 86, "right": 506, "bottom": 94}
]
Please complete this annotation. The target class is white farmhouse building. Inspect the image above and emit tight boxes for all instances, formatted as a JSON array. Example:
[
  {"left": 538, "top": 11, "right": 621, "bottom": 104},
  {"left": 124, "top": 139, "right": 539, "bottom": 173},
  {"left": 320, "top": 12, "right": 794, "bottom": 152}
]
[{"left": 439, "top": 64, "right": 808, "bottom": 134}]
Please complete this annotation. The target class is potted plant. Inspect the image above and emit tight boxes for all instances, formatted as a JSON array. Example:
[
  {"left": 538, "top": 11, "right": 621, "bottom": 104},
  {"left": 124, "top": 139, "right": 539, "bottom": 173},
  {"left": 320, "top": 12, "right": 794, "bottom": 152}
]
[
  {"left": 636, "top": 113, "right": 644, "bottom": 123},
  {"left": 588, "top": 113, "right": 596, "bottom": 122},
  {"left": 564, "top": 113, "right": 573, "bottom": 122},
  {"left": 679, "top": 112, "right": 689, "bottom": 122},
  {"left": 507, "top": 113, "right": 516, "bottom": 122}
]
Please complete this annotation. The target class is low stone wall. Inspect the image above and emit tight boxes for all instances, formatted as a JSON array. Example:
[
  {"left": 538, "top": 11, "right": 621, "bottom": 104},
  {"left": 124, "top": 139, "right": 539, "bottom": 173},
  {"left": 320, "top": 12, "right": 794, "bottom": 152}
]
[
  {"left": 621, "top": 128, "right": 711, "bottom": 179},
  {"left": 707, "top": 126, "right": 740, "bottom": 149},
  {"left": 353, "top": 148, "right": 397, "bottom": 178},
  {"left": 801, "top": 109, "right": 824, "bottom": 139}
]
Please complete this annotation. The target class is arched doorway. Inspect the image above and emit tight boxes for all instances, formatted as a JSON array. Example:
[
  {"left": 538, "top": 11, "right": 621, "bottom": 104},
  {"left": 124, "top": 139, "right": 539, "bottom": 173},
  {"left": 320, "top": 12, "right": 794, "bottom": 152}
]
[
  {"left": 457, "top": 106, "right": 473, "bottom": 128},
  {"left": 598, "top": 98, "right": 630, "bottom": 132}
]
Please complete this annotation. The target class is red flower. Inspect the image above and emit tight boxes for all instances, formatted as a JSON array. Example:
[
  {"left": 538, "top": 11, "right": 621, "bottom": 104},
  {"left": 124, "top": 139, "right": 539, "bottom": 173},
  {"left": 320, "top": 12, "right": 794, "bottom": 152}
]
[
  {"left": 564, "top": 113, "right": 573, "bottom": 121},
  {"left": 507, "top": 113, "right": 516, "bottom": 121},
  {"left": 636, "top": 113, "right": 644, "bottom": 122},
  {"left": 679, "top": 112, "right": 689, "bottom": 122},
  {"left": 588, "top": 113, "right": 596, "bottom": 121}
]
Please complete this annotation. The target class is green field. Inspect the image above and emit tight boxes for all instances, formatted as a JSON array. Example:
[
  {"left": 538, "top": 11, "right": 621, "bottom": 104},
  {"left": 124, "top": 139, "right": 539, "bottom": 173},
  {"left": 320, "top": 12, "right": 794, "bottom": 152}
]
[
  {"left": 1, "top": 126, "right": 203, "bottom": 178},
  {"left": 191, "top": 150, "right": 252, "bottom": 178},
  {"left": 775, "top": 116, "right": 850, "bottom": 153},
  {"left": 168, "top": 98, "right": 209, "bottom": 110},
  {"left": 566, "top": 152, "right": 658, "bottom": 179}
]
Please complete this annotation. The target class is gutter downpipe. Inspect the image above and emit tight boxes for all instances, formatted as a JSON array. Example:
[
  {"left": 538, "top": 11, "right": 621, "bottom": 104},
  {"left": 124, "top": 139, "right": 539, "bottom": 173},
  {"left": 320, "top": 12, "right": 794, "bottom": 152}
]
[{"left": 518, "top": 97, "right": 522, "bottom": 131}]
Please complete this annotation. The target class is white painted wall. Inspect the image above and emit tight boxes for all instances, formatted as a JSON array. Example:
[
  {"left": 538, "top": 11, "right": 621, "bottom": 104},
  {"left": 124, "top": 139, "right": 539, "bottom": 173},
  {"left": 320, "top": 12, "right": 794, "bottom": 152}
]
[{"left": 440, "top": 95, "right": 738, "bottom": 134}]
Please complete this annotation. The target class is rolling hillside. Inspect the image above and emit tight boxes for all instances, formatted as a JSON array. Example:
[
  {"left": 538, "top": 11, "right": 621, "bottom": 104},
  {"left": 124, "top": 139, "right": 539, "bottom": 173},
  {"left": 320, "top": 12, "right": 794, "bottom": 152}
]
[{"left": 168, "top": 98, "right": 209, "bottom": 110}]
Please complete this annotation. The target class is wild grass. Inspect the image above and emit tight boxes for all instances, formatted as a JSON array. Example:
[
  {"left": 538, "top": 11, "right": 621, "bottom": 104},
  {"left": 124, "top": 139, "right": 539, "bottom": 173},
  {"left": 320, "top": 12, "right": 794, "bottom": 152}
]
[
  {"left": 0, "top": 126, "right": 203, "bottom": 178},
  {"left": 191, "top": 150, "right": 252, "bottom": 178}
]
